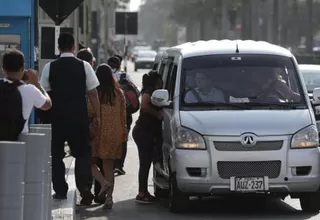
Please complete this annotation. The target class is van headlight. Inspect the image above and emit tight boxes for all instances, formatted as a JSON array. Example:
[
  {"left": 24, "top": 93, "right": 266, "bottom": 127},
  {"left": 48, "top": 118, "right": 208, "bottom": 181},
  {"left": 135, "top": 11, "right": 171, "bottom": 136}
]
[
  {"left": 173, "top": 127, "right": 206, "bottom": 150},
  {"left": 291, "top": 125, "right": 319, "bottom": 149}
]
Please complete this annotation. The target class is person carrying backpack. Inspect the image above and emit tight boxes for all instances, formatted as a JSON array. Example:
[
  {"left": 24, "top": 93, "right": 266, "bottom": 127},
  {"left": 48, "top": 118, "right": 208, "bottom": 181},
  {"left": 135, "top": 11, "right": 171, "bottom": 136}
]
[
  {"left": 0, "top": 50, "right": 52, "bottom": 141},
  {"left": 107, "top": 56, "right": 140, "bottom": 175}
]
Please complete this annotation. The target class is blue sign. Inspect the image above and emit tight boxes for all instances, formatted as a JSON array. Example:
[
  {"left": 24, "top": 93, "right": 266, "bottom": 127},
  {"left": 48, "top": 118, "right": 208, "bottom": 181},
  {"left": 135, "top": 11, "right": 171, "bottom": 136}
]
[{"left": 0, "top": 0, "right": 32, "bottom": 17}]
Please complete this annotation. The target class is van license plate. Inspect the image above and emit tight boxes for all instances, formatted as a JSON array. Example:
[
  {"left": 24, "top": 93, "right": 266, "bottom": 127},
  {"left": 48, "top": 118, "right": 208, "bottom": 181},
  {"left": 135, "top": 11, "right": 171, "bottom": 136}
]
[{"left": 234, "top": 177, "right": 265, "bottom": 192}]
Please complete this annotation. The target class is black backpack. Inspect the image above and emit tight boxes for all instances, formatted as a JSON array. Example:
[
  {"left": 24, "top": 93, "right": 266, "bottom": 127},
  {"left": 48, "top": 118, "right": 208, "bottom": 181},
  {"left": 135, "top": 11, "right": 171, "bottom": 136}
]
[
  {"left": 118, "top": 72, "right": 140, "bottom": 115},
  {"left": 0, "top": 80, "right": 26, "bottom": 141}
]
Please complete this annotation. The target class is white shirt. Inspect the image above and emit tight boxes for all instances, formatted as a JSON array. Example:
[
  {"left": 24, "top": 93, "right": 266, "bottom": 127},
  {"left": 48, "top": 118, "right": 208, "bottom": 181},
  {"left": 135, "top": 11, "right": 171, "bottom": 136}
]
[
  {"left": 40, "top": 53, "right": 100, "bottom": 92},
  {"left": 112, "top": 69, "right": 133, "bottom": 82},
  {"left": 3, "top": 78, "right": 47, "bottom": 133},
  {"left": 184, "top": 87, "right": 225, "bottom": 103}
]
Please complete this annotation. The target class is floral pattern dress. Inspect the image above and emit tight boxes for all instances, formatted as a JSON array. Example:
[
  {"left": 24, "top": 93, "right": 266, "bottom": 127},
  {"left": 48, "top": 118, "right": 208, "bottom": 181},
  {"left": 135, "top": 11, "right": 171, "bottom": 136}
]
[{"left": 88, "top": 89, "right": 127, "bottom": 160}]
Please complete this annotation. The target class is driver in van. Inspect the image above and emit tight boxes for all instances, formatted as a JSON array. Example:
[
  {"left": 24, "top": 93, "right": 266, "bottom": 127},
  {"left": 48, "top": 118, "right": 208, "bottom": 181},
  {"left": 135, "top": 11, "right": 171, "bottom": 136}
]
[{"left": 184, "top": 72, "right": 225, "bottom": 103}]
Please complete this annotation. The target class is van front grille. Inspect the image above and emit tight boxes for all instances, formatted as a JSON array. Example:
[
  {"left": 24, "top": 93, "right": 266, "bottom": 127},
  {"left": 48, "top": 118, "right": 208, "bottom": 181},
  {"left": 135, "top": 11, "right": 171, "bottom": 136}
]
[
  {"left": 214, "top": 141, "right": 283, "bottom": 151},
  {"left": 217, "top": 161, "right": 281, "bottom": 179}
]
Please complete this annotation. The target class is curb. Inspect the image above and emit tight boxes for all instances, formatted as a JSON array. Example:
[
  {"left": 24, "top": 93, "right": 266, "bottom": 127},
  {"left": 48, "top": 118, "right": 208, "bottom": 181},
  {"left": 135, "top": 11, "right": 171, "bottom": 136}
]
[{"left": 52, "top": 158, "right": 77, "bottom": 220}]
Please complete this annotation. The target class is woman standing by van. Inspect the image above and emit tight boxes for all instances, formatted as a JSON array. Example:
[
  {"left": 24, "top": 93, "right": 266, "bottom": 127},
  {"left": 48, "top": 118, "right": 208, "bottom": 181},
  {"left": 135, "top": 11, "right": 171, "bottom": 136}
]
[
  {"left": 133, "top": 70, "right": 163, "bottom": 204},
  {"left": 91, "top": 64, "right": 127, "bottom": 209}
]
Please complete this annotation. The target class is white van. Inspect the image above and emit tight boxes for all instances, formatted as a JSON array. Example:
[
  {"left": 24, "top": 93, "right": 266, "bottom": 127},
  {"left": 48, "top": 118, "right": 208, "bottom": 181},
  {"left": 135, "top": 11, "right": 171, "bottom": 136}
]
[{"left": 151, "top": 40, "right": 320, "bottom": 213}]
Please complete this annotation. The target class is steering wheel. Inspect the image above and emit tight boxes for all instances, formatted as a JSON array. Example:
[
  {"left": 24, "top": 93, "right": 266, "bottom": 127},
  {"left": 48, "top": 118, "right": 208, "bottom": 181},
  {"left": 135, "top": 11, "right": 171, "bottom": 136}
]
[{"left": 256, "top": 80, "right": 286, "bottom": 102}]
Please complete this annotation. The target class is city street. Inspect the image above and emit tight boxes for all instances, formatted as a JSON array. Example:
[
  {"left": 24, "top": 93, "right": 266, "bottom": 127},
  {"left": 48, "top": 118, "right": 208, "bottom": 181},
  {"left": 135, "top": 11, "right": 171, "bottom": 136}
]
[{"left": 76, "top": 62, "right": 320, "bottom": 220}]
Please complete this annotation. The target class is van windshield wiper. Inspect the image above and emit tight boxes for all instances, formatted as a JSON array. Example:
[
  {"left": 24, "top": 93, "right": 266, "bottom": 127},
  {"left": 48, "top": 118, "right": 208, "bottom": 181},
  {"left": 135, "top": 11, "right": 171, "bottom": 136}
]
[
  {"left": 183, "top": 102, "right": 251, "bottom": 109},
  {"left": 245, "top": 102, "right": 305, "bottom": 109}
]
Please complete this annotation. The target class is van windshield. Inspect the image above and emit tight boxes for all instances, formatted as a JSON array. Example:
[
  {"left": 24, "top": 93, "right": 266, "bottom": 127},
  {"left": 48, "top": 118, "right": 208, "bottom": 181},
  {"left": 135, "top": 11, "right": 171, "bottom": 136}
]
[{"left": 181, "top": 54, "right": 307, "bottom": 110}]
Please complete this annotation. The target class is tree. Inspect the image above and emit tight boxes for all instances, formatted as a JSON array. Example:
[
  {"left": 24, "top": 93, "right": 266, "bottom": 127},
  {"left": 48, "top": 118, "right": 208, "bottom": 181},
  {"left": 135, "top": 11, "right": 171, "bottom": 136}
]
[{"left": 138, "top": 0, "right": 175, "bottom": 44}]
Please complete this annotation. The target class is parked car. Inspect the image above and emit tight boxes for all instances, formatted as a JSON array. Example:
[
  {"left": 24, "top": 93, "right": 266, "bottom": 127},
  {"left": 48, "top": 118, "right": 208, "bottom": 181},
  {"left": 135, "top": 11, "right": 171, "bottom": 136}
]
[
  {"left": 299, "top": 64, "right": 320, "bottom": 132},
  {"left": 158, "top": 46, "right": 170, "bottom": 53},
  {"left": 299, "top": 64, "right": 320, "bottom": 98},
  {"left": 151, "top": 40, "right": 320, "bottom": 213},
  {"left": 134, "top": 50, "right": 157, "bottom": 71},
  {"left": 130, "top": 46, "right": 152, "bottom": 62}
]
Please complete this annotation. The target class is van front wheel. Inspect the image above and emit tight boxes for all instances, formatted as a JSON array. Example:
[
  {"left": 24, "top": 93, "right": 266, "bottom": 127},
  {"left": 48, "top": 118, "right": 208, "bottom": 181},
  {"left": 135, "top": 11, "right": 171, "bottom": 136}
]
[
  {"left": 299, "top": 190, "right": 320, "bottom": 213},
  {"left": 169, "top": 173, "right": 189, "bottom": 213}
]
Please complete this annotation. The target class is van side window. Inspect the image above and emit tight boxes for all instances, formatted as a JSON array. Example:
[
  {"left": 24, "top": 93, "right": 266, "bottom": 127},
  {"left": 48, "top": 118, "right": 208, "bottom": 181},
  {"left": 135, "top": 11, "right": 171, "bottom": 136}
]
[
  {"left": 163, "top": 58, "right": 174, "bottom": 88},
  {"left": 158, "top": 63, "right": 166, "bottom": 76},
  {"left": 168, "top": 65, "right": 177, "bottom": 100},
  {"left": 165, "top": 64, "right": 177, "bottom": 101},
  {"left": 152, "top": 63, "right": 158, "bottom": 70}
]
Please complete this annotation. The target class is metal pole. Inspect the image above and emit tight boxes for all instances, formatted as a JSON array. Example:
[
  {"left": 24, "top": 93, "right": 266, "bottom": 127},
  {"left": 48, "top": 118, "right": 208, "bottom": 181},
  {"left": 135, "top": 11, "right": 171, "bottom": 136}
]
[
  {"left": 74, "top": 8, "right": 79, "bottom": 52},
  {"left": 104, "top": 0, "right": 109, "bottom": 62},
  {"left": 124, "top": 13, "right": 128, "bottom": 72}
]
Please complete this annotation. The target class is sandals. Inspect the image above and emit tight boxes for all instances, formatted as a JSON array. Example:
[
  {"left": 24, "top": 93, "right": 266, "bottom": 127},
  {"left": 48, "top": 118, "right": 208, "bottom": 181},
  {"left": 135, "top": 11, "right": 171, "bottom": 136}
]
[
  {"left": 98, "top": 180, "right": 112, "bottom": 197},
  {"left": 103, "top": 197, "right": 113, "bottom": 210}
]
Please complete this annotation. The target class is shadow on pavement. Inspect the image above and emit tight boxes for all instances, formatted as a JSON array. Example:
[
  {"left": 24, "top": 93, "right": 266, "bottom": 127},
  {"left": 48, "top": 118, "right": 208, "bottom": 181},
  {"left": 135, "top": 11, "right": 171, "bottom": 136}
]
[{"left": 76, "top": 196, "right": 317, "bottom": 220}]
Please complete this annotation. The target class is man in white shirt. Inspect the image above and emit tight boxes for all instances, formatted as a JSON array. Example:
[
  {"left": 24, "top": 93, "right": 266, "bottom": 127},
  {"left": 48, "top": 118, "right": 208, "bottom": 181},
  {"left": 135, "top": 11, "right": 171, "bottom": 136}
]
[
  {"left": 107, "top": 56, "right": 133, "bottom": 82},
  {"left": 0, "top": 50, "right": 52, "bottom": 134},
  {"left": 40, "top": 33, "right": 100, "bottom": 205},
  {"left": 184, "top": 72, "right": 225, "bottom": 103}
]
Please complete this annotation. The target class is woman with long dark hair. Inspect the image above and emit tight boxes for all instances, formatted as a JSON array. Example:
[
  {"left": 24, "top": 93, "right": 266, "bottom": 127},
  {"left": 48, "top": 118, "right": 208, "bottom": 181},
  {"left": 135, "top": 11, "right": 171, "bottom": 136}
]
[
  {"left": 90, "top": 64, "right": 127, "bottom": 209},
  {"left": 133, "top": 70, "right": 163, "bottom": 204}
]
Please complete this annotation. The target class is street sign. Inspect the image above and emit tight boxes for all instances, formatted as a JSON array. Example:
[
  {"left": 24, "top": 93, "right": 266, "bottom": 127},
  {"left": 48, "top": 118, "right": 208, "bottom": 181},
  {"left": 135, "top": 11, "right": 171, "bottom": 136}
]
[
  {"left": 115, "top": 12, "right": 138, "bottom": 35},
  {"left": 39, "top": 0, "right": 84, "bottom": 25}
]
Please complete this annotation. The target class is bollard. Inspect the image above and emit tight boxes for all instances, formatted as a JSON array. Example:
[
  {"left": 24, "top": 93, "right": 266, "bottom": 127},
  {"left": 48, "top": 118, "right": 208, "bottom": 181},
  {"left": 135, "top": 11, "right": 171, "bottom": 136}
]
[
  {"left": 0, "top": 141, "right": 26, "bottom": 220},
  {"left": 19, "top": 133, "right": 47, "bottom": 220},
  {"left": 29, "top": 126, "right": 52, "bottom": 220}
]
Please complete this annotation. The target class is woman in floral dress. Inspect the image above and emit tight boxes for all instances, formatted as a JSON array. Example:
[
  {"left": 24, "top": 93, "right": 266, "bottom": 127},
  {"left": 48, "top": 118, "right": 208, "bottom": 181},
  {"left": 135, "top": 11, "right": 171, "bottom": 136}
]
[{"left": 91, "top": 63, "right": 127, "bottom": 209}]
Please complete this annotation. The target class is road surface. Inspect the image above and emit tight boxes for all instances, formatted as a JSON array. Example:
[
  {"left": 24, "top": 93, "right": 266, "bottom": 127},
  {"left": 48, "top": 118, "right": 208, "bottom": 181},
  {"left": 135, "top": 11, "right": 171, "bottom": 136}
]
[{"left": 76, "top": 62, "right": 320, "bottom": 220}]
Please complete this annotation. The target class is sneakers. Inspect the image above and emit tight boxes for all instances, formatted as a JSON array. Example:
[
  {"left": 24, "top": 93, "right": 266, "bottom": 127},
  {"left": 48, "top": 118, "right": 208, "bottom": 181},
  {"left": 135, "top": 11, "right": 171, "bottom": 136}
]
[
  {"left": 52, "top": 193, "right": 67, "bottom": 200},
  {"left": 135, "top": 193, "right": 156, "bottom": 204},
  {"left": 94, "top": 196, "right": 106, "bottom": 205},
  {"left": 80, "top": 191, "right": 94, "bottom": 206},
  {"left": 114, "top": 168, "right": 126, "bottom": 175},
  {"left": 103, "top": 197, "right": 113, "bottom": 210}
]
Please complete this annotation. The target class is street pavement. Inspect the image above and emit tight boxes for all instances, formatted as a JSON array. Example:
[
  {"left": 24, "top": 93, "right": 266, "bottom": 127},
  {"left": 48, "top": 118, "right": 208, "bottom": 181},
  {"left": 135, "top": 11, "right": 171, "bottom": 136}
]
[{"left": 76, "top": 62, "right": 320, "bottom": 220}]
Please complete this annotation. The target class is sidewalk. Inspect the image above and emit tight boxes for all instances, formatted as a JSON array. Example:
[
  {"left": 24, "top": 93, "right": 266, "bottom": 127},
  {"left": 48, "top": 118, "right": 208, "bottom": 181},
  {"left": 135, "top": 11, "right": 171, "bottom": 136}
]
[
  {"left": 52, "top": 148, "right": 77, "bottom": 220},
  {"left": 54, "top": 132, "right": 137, "bottom": 219}
]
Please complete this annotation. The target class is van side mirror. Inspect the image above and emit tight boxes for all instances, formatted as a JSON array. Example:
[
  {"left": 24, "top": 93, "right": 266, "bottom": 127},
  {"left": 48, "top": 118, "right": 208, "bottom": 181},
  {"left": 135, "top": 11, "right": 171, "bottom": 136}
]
[
  {"left": 313, "top": 88, "right": 320, "bottom": 105},
  {"left": 151, "top": 89, "right": 171, "bottom": 107}
]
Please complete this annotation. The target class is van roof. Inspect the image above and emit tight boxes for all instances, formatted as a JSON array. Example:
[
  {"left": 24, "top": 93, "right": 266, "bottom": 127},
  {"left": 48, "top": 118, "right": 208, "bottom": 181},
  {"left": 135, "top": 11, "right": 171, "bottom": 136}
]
[{"left": 169, "top": 40, "right": 293, "bottom": 58}]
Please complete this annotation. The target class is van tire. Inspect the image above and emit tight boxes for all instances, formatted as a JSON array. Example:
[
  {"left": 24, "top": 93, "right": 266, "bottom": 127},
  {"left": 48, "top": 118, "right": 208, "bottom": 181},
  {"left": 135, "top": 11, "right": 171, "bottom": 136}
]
[
  {"left": 153, "top": 168, "right": 169, "bottom": 198},
  {"left": 169, "top": 173, "right": 189, "bottom": 213},
  {"left": 299, "top": 191, "right": 320, "bottom": 213},
  {"left": 154, "top": 183, "right": 169, "bottom": 198}
]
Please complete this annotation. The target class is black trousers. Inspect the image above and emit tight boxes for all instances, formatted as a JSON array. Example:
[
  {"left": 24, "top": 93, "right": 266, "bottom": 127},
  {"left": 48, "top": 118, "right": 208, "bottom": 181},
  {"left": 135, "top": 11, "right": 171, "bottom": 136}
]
[
  {"left": 132, "top": 124, "right": 155, "bottom": 193},
  {"left": 115, "top": 115, "right": 133, "bottom": 169},
  {"left": 51, "top": 122, "right": 92, "bottom": 196}
]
